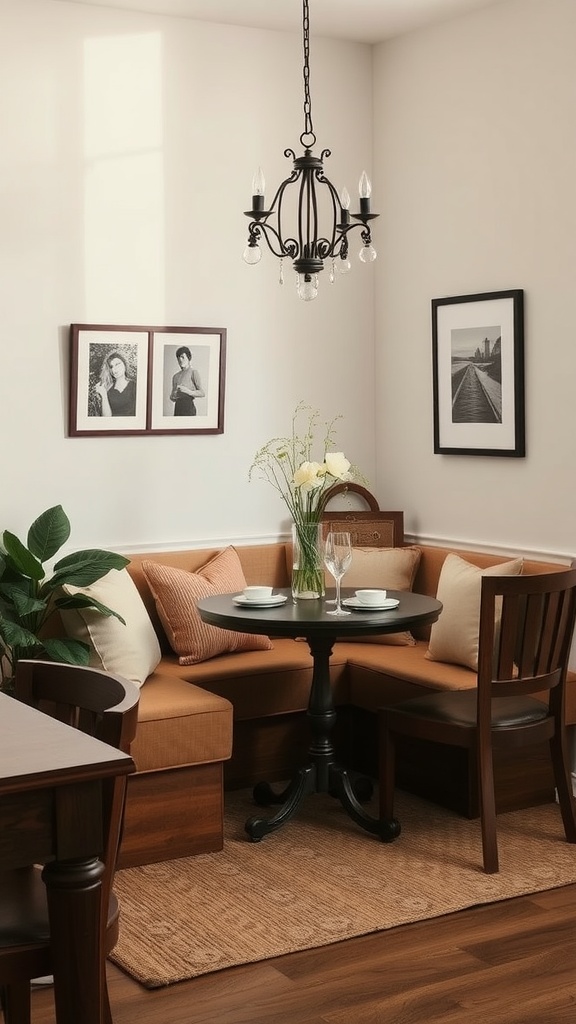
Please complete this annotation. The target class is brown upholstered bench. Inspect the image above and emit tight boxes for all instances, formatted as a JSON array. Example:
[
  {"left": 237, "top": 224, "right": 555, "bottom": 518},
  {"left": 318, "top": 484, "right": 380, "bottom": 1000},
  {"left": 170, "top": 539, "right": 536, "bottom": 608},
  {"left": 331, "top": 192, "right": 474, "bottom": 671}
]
[{"left": 53, "top": 538, "right": 575, "bottom": 866}]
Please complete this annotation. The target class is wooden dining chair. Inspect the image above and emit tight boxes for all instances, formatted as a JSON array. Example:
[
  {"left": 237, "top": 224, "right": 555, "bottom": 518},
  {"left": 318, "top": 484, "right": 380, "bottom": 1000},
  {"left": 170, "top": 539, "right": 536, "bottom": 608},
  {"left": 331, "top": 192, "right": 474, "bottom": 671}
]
[
  {"left": 0, "top": 660, "right": 140, "bottom": 1024},
  {"left": 379, "top": 568, "right": 576, "bottom": 873}
]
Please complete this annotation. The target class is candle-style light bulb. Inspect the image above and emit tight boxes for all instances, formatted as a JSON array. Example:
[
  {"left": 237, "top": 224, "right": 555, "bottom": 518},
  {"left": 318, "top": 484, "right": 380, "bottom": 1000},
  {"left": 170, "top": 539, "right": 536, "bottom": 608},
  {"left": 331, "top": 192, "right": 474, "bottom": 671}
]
[
  {"left": 252, "top": 167, "right": 265, "bottom": 196},
  {"left": 359, "top": 171, "right": 372, "bottom": 199},
  {"left": 250, "top": 167, "right": 266, "bottom": 214},
  {"left": 339, "top": 186, "right": 351, "bottom": 226},
  {"left": 358, "top": 171, "right": 372, "bottom": 217}
]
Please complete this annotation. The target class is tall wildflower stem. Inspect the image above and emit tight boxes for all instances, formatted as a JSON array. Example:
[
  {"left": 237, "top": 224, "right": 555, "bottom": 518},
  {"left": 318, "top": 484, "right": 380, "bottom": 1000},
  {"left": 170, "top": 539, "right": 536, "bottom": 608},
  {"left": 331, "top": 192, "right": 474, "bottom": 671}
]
[{"left": 249, "top": 404, "right": 364, "bottom": 599}]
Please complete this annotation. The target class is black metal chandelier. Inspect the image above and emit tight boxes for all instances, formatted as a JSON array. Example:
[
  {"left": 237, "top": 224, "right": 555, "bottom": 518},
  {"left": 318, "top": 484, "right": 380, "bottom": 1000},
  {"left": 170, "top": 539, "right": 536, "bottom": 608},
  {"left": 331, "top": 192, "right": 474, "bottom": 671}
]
[{"left": 242, "top": 0, "right": 378, "bottom": 301}]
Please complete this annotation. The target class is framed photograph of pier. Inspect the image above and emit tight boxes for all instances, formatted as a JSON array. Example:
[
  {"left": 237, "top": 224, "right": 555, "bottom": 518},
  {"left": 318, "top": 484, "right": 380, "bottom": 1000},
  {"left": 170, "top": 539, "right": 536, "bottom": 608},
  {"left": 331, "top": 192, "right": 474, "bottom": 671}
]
[{"left": 432, "top": 289, "right": 525, "bottom": 457}]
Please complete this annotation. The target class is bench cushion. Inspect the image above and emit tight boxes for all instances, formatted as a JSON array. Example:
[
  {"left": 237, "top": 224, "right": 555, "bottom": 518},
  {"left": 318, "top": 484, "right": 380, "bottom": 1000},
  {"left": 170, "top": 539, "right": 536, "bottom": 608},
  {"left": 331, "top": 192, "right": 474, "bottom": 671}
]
[
  {"left": 149, "top": 640, "right": 350, "bottom": 720},
  {"left": 132, "top": 674, "right": 233, "bottom": 772}
]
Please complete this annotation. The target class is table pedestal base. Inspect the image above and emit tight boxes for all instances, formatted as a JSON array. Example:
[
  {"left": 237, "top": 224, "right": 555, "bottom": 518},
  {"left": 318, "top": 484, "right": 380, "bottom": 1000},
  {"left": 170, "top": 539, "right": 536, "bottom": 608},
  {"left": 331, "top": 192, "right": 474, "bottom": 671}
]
[
  {"left": 244, "top": 635, "right": 401, "bottom": 844},
  {"left": 245, "top": 766, "right": 400, "bottom": 842}
]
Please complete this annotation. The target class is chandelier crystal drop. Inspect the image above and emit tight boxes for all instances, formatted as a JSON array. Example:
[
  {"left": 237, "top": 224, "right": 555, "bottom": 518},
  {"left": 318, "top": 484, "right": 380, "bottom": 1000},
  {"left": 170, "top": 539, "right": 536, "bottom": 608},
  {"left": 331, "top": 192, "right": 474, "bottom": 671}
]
[{"left": 242, "top": 0, "right": 378, "bottom": 301}]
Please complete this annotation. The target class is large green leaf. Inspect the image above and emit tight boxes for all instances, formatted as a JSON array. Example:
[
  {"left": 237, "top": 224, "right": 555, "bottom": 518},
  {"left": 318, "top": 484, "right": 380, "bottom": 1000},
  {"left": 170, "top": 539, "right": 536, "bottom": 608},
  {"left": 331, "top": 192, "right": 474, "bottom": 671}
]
[
  {"left": 0, "top": 587, "right": 46, "bottom": 619},
  {"left": 28, "top": 505, "right": 71, "bottom": 562},
  {"left": 45, "top": 551, "right": 129, "bottom": 591},
  {"left": 2, "top": 531, "right": 44, "bottom": 581},
  {"left": 0, "top": 617, "right": 42, "bottom": 650},
  {"left": 41, "top": 637, "right": 92, "bottom": 665},
  {"left": 0, "top": 575, "right": 34, "bottom": 603},
  {"left": 53, "top": 593, "right": 126, "bottom": 625}
]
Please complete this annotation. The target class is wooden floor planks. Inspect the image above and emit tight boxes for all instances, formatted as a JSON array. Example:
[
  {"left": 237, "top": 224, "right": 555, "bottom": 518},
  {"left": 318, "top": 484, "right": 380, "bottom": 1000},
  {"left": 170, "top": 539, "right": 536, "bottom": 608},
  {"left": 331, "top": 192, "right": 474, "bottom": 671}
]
[{"left": 30, "top": 883, "right": 576, "bottom": 1023}]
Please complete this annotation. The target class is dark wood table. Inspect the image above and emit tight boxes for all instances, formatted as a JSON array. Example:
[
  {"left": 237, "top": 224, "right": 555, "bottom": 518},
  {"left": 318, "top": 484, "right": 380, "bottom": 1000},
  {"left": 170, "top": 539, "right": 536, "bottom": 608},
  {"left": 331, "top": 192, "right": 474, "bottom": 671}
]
[
  {"left": 0, "top": 691, "right": 135, "bottom": 1024},
  {"left": 197, "top": 588, "right": 442, "bottom": 842}
]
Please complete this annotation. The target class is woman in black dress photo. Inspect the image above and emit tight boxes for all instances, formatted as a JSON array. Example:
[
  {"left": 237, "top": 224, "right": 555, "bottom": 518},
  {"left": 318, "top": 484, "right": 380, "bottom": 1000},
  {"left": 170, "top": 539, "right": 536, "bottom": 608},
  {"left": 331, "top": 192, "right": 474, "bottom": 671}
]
[{"left": 94, "top": 351, "right": 137, "bottom": 417}]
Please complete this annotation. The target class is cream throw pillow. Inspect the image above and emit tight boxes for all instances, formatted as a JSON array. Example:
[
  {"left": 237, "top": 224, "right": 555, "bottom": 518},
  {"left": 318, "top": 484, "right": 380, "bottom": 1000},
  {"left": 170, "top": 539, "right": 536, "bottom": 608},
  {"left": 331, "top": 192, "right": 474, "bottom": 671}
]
[
  {"left": 345, "top": 546, "right": 421, "bottom": 590},
  {"left": 60, "top": 567, "right": 162, "bottom": 687},
  {"left": 425, "top": 553, "right": 523, "bottom": 670},
  {"left": 142, "top": 546, "right": 273, "bottom": 666},
  {"left": 340, "top": 546, "right": 422, "bottom": 646}
]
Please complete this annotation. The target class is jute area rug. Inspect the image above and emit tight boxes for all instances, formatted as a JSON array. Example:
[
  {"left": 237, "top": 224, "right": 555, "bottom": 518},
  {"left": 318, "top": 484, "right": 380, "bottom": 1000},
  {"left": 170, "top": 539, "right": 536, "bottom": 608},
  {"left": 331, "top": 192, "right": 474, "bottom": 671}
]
[{"left": 111, "top": 788, "right": 576, "bottom": 988}]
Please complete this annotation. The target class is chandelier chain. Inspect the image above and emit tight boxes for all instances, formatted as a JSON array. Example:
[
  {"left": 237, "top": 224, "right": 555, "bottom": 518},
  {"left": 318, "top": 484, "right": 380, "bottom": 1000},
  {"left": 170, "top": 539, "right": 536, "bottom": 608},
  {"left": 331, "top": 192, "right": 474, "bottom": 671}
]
[
  {"left": 301, "top": 0, "right": 315, "bottom": 146},
  {"left": 243, "top": 0, "right": 378, "bottom": 299}
]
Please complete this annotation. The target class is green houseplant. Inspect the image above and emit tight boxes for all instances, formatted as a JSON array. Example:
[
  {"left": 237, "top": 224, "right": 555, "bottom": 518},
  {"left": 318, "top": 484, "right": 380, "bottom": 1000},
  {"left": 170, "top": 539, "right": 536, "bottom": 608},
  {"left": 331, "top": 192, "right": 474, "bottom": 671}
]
[{"left": 0, "top": 505, "right": 129, "bottom": 693}]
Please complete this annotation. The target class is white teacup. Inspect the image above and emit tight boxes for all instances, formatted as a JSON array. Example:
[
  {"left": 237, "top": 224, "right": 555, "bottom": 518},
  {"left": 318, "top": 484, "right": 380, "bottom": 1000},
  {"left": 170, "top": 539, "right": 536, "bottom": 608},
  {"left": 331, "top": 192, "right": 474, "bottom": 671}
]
[
  {"left": 355, "top": 588, "right": 387, "bottom": 606},
  {"left": 243, "top": 585, "right": 273, "bottom": 601}
]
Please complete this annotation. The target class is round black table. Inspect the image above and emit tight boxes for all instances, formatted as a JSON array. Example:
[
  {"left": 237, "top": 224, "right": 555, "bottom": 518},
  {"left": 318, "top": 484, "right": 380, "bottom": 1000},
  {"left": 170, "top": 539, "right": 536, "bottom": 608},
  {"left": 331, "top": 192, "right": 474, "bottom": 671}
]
[{"left": 197, "top": 588, "right": 442, "bottom": 842}]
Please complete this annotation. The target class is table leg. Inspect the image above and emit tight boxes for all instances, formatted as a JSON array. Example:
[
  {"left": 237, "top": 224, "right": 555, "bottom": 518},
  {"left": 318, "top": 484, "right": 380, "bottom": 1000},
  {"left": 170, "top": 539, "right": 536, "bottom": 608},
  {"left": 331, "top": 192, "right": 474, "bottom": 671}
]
[
  {"left": 245, "top": 633, "right": 401, "bottom": 842},
  {"left": 330, "top": 766, "right": 401, "bottom": 842},
  {"left": 42, "top": 856, "right": 105, "bottom": 1024},
  {"left": 245, "top": 766, "right": 316, "bottom": 840}
]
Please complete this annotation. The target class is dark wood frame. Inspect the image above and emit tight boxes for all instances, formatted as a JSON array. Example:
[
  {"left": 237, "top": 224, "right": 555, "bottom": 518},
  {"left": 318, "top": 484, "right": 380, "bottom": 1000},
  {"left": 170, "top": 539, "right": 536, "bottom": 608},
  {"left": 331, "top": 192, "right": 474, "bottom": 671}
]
[
  {"left": 68, "top": 323, "right": 226, "bottom": 437},
  {"left": 432, "top": 290, "right": 524, "bottom": 457}
]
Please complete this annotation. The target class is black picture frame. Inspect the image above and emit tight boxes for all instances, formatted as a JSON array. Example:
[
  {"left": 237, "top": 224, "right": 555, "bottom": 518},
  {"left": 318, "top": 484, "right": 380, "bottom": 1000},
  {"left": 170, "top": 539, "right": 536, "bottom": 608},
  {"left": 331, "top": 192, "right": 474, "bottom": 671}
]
[
  {"left": 431, "top": 290, "right": 525, "bottom": 457},
  {"left": 68, "top": 324, "right": 226, "bottom": 437}
]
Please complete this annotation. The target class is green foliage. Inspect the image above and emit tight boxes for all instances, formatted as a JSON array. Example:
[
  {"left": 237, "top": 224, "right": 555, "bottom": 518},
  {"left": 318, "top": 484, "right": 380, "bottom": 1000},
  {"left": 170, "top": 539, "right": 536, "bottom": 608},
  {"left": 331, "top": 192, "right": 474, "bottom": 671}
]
[{"left": 0, "top": 505, "right": 128, "bottom": 691}]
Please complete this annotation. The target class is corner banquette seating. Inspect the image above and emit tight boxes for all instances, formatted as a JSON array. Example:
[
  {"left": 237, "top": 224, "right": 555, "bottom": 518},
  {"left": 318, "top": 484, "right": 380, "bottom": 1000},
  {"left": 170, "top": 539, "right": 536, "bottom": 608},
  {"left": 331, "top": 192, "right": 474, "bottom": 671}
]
[{"left": 51, "top": 492, "right": 576, "bottom": 869}]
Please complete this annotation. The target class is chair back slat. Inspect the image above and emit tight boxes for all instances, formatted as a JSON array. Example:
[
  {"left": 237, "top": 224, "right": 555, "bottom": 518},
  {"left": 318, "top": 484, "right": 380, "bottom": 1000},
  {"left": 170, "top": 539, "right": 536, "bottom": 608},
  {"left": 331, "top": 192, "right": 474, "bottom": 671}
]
[{"left": 479, "top": 569, "right": 576, "bottom": 710}]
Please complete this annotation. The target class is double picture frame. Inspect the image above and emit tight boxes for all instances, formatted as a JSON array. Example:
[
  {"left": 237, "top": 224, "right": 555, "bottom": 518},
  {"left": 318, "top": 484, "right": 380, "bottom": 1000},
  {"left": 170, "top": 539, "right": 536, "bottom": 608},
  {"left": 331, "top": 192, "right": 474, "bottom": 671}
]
[
  {"left": 432, "top": 289, "right": 525, "bottom": 457},
  {"left": 69, "top": 324, "right": 226, "bottom": 437}
]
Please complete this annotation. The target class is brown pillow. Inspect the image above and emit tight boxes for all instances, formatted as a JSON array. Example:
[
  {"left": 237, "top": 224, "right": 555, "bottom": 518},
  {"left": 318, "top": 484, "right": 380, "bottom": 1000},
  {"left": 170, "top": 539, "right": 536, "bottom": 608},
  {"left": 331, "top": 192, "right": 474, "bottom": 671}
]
[
  {"left": 340, "top": 546, "right": 422, "bottom": 646},
  {"left": 425, "top": 552, "right": 523, "bottom": 670},
  {"left": 142, "top": 547, "right": 272, "bottom": 665}
]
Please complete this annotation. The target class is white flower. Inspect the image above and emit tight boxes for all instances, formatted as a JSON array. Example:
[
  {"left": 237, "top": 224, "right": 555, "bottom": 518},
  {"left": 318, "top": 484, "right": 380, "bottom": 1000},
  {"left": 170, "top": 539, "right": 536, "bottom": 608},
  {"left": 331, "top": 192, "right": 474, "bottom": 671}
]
[
  {"left": 293, "top": 461, "right": 325, "bottom": 490},
  {"left": 324, "top": 452, "right": 351, "bottom": 481}
]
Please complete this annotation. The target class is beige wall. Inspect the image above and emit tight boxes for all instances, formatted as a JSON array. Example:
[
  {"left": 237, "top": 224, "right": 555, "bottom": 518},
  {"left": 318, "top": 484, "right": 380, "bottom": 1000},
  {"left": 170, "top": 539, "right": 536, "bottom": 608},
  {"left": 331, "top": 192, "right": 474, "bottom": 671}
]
[
  {"left": 373, "top": 0, "right": 576, "bottom": 559},
  {"left": 2, "top": 0, "right": 574, "bottom": 564},
  {"left": 0, "top": 0, "right": 375, "bottom": 551}
]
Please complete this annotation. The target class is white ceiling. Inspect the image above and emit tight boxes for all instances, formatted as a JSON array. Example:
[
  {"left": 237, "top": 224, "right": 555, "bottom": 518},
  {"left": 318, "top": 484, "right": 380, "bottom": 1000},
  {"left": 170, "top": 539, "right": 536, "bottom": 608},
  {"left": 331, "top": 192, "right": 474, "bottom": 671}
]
[{"left": 57, "top": 0, "right": 507, "bottom": 44}]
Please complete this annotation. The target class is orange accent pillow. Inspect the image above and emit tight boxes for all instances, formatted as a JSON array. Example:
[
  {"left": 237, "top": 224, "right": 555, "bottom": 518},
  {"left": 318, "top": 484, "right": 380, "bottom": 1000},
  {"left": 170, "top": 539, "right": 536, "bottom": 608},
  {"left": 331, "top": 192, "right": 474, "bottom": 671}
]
[{"left": 142, "top": 547, "right": 272, "bottom": 665}]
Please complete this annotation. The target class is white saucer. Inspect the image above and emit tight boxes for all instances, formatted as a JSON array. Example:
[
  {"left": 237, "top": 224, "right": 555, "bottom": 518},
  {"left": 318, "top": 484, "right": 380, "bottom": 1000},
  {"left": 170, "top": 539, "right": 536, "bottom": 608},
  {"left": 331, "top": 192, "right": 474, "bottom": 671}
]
[
  {"left": 232, "top": 594, "right": 288, "bottom": 608},
  {"left": 342, "top": 597, "right": 400, "bottom": 612}
]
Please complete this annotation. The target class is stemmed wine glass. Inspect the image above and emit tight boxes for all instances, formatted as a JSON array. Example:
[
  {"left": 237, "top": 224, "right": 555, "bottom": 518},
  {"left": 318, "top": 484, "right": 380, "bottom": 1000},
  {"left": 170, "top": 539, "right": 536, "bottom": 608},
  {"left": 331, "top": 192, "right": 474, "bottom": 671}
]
[{"left": 324, "top": 531, "right": 352, "bottom": 616}]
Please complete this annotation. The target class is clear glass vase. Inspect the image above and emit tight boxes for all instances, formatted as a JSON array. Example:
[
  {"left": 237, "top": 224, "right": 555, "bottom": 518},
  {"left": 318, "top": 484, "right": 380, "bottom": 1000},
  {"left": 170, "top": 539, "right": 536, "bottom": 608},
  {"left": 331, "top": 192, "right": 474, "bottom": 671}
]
[{"left": 291, "top": 522, "right": 325, "bottom": 600}]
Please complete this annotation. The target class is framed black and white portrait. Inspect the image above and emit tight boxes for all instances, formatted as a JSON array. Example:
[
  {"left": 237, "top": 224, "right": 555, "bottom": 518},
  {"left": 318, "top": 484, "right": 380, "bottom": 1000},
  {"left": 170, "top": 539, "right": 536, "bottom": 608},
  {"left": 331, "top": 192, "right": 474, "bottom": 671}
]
[
  {"left": 431, "top": 290, "right": 525, "bottom": 457},
  {"left": 149, "top": 327, "right": 226, "bottom": 434},
  {"left": 69, "top": 325, "right": 149, "bottom": 436},
  {"left": 69, "top": 324, "right": 226, "bottom": 437}
]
